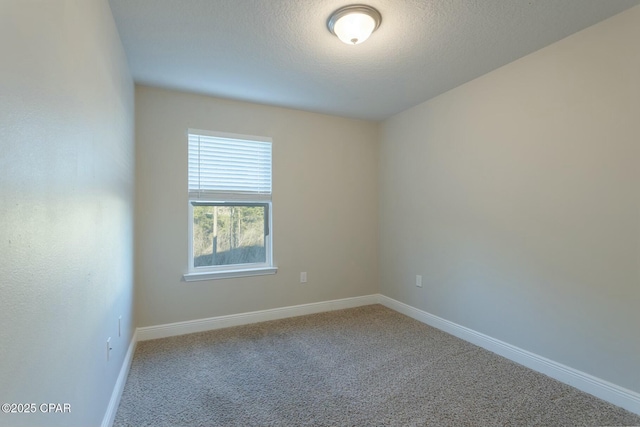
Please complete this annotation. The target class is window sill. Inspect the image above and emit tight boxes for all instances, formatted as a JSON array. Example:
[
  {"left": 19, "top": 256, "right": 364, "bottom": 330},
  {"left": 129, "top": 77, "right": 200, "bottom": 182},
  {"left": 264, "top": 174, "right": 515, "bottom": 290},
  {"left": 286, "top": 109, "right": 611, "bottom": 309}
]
[{"left": 183, "top": 267, "right": 278, "bottom": 282}]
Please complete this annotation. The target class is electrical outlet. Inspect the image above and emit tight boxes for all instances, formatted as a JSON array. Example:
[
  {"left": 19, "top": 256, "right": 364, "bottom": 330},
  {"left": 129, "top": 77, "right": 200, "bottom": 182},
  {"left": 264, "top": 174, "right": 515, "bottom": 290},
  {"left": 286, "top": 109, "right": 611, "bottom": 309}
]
[
  {"left": 416, "top": 275, "right": 422, "bottom": 288},
  {"left": 300, "top": 272, "right": 307, "bottom": 283},
  {"left": 106, "top": 337, "right": 112, "bottom": 361}
]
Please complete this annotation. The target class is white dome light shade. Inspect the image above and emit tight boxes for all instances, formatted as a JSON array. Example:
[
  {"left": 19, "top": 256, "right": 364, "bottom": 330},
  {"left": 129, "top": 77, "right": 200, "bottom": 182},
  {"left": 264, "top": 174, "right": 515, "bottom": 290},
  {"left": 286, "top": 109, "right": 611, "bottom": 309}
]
[
  {"left": 334, "top": 12, "right": 375, "bottom": 44},
  {"left": 327, "top": 5, "right": 382, "bottom": 45}
]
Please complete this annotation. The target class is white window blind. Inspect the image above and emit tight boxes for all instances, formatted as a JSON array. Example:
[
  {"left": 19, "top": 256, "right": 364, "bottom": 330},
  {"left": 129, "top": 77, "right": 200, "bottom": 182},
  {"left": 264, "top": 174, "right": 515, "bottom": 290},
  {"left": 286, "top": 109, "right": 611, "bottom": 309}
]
[{"left": 188, "top": 130, "right": 272, "bottom": 201}]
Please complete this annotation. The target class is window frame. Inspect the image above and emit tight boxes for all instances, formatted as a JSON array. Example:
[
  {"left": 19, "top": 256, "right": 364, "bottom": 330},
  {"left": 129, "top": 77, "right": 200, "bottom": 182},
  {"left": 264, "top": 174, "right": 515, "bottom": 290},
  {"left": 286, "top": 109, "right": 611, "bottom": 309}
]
[{"left": 183, "top": 130, "right": 276, "bottom": 282}]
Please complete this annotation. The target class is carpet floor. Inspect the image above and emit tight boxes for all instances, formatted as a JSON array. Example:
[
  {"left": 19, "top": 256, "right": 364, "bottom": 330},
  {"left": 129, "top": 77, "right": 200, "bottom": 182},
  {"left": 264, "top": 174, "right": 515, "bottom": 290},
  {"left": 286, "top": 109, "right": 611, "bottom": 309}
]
[{"left": 114, "top": 305, "right": 640, "bottom": 426}]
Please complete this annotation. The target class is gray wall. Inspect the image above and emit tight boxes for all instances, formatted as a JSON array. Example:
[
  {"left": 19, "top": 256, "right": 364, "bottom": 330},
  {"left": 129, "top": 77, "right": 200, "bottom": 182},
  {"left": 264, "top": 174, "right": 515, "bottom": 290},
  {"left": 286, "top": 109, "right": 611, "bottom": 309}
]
[
  {"left": 135, "top": 86, "right": 379, "bottom": 327},
  {"left": 0, "top": 1, "right": 135, "bottom": 426},
  {"left": 379, "top": 5, "right": 640, "bottom": 394}
]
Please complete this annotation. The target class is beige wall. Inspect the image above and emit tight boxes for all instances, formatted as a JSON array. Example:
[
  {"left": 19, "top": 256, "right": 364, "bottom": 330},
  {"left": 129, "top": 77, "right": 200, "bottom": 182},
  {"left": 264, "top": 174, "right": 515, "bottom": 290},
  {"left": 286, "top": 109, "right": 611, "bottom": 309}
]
[
  {"left": 135, "top": 86, "right": 379, "bottom": 327},
  {"left": 0, "top": 1, "right": 135, "bottom": 426},
  {"left": 379, "top": 5, "right": 640, "bottom": 393}
]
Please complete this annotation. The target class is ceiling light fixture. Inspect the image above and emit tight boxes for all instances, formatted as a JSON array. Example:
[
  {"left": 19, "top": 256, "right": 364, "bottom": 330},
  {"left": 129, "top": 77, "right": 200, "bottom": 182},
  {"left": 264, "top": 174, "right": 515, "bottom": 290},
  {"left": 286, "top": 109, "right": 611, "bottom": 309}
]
[{"left": 327, "top": 4, "right": 382, "bottom": 45}]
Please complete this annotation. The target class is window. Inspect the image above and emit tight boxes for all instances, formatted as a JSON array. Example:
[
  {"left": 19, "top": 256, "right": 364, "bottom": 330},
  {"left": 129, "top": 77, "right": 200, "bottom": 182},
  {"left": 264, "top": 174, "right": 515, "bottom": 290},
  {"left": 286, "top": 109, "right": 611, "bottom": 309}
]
[{"left": 184, "top": 129, "right": 276, "bottom": 281}]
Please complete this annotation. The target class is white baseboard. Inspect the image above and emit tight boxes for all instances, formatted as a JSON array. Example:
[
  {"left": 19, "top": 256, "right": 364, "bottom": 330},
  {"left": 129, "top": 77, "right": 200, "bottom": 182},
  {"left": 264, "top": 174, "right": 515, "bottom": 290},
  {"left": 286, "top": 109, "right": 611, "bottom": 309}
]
[
  {"left": 136, "top": 294, "right": 378, "bottom": 341},
  {"left": 377, "top": 294, "right": 640, "bottom": 416},
  {"left": 101, "top": 330, "right": 137, "bottom": 427},
  {"left": 110, "top": 294, "right": 640, "bottom": 418}
]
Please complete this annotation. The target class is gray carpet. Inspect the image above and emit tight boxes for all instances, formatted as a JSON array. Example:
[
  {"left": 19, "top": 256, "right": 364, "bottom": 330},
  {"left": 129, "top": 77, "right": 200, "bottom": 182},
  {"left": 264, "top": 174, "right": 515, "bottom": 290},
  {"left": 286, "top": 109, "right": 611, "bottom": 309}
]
[{"left": 114, "top": 305, "right": 640, "bottom": 426}]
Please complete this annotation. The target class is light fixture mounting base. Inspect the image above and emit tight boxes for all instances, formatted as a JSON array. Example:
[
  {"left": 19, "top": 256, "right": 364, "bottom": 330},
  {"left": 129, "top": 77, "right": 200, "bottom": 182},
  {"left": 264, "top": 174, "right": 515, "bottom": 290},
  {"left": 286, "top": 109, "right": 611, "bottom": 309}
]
[{"left": 327, "top": 4, "right": 382, "bottom": 38}]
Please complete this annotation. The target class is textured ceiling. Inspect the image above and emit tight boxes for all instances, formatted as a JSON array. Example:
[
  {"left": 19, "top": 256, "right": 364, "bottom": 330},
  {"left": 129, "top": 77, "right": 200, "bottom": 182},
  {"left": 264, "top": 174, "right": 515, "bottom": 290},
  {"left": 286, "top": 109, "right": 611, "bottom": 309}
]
[{"left": 109, "top": 0, "right": 640, "bottom": 121}]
